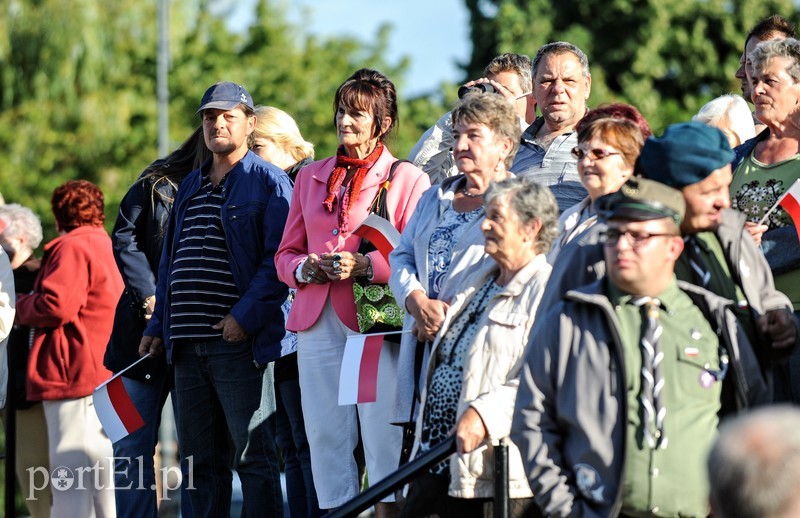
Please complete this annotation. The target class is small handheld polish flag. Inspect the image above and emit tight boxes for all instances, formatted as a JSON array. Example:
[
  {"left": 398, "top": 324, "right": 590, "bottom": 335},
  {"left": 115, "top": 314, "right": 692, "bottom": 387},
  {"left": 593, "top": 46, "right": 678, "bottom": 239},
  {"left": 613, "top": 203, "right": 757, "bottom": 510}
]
[
  {"left": 93, "top": 355, "right": 149, "bottom": 442},
  {"left": 352, "top": 213, "right": 401, "bottom": 263}
]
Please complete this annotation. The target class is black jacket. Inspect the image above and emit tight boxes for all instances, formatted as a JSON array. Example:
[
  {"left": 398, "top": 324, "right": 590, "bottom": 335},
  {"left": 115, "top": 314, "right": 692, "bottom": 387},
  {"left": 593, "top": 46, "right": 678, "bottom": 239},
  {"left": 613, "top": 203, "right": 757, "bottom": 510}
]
[{"left": 104, "top": 172, "right": 177, "bottom": 381}]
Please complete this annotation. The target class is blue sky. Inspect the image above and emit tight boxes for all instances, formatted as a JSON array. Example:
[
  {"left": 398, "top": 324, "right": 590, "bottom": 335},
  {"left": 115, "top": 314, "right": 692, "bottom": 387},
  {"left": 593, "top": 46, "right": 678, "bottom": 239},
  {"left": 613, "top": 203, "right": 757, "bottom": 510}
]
[{"left": 229, "top": 0, "right": 472, "bottom": 97}]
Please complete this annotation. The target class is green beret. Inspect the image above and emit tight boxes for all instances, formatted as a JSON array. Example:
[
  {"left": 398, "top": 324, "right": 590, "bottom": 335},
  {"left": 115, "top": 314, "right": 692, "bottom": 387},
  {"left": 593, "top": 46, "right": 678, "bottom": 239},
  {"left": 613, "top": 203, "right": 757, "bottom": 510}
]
[
  {"left": 639, "top": 121, "right": 734, "bottom": 188},
  {"left": 596, "top": 177, "right": 686, "bottom": 225}
]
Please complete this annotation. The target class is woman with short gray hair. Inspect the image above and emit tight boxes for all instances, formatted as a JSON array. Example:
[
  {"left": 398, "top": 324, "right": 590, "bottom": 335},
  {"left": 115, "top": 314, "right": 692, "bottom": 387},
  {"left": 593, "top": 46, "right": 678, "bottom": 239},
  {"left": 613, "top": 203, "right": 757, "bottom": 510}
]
[
  {"left": 0, "top": 204, "right": 43, "bottom": 266},
  {"left": 401, "top": 176, "right": 556, "bottom": 518},
  {"left": 731, "top": 36, "right": 800, "bottom": 403}
]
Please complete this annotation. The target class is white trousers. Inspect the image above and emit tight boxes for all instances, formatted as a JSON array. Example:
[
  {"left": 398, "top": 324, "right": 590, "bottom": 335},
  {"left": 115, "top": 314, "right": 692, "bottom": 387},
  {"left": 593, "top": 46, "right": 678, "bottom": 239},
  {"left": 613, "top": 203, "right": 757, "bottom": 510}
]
[
  {"left": 43, "top": 397, "right": 116, "bottom": 518},
  {"left": 297, "top": 301, "right": 403, "bottom": 509}
]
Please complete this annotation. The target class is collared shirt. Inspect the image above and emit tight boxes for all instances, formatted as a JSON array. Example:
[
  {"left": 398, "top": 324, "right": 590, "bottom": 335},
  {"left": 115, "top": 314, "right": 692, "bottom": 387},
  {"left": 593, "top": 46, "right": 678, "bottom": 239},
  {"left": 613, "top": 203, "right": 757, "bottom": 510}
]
[
  {"left": 169, "top": 172, "right": 239, "bottom": 342},
  {"left": 610, "top": 280, "right": 720, "bottom": 517},
  {"left": 510, "top": 117, "right": 587, "bottom": 212},
  {"left": 674, "top": 232, "right": 757, "bottom": 346}
]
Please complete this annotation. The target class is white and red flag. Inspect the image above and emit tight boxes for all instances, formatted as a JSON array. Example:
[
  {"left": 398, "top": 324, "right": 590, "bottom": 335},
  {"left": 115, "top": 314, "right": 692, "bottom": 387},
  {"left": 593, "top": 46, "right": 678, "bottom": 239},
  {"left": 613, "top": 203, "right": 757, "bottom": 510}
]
[
  {"left": 339, "top": 333, "right": 384, "bottom": 405},
  {"left": 352, "top": 213, "right": 401, "bottom": 263},
  {"left": 338, "top": 331, "right": 408, "bottom": 405},
  {"left": 93, "top": 355, "right": 148, "bottom": 442}
]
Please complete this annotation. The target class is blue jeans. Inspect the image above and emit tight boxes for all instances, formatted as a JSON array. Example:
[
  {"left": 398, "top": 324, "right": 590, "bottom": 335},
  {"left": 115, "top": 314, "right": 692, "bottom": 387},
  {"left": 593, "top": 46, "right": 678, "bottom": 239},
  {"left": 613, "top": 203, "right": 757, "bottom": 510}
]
[
  {"left": 112, "top": 375, "right": 193, "bottom": 518},
  {"left": 173, "top": 339, "right": 282, "bottom": 518},
  {"left": 275, "top": 374, "right": 323, "bottom": 517}
]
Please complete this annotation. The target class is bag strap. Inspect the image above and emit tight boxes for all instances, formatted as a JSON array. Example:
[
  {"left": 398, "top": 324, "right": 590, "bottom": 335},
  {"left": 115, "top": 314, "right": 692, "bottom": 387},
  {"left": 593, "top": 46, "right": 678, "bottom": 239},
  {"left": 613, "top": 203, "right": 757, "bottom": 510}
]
[{"left": 366, "top": 159, "right": 410, "bottom": 216}]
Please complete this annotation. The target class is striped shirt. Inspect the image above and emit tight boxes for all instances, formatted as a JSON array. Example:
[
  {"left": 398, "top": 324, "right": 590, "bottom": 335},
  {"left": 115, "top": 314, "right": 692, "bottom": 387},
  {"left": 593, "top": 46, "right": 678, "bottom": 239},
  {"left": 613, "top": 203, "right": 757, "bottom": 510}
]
[
  {"left": 510, "top": 117, "right": 587, "bottom": 213},
  {"left": 169, "top": 173, "right": 239, "bottom": 342}
]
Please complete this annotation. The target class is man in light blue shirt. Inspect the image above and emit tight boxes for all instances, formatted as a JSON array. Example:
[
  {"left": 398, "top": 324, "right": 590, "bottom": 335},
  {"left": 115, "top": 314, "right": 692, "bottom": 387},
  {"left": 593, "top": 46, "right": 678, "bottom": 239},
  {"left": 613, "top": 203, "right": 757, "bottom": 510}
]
[{"left": 511, "top": 41, "right": 591, "bottom": 212}]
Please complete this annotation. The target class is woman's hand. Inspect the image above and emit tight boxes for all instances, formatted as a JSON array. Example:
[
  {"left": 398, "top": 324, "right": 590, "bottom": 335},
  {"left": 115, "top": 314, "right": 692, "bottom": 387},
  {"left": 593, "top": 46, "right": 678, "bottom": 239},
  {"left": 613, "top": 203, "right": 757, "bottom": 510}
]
[
  {"left": 744, "top": 221, "right": 768, "bottom": 246},
  {"left": 455, "top": 407, "right": 488, "bottom": 454},
  {"left": 301, "top": 253, "right": 330, "bottom": 284},
  {"left": 319, "top": 251, "right": 370, "bottom": 281},
  {"left": 406, "top": 290, "right": 449, "bottom": 342}
]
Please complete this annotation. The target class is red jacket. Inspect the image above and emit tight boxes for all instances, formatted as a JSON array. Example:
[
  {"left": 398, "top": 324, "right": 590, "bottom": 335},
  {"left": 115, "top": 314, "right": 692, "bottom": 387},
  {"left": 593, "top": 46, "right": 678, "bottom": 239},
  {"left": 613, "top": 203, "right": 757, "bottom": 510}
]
[{"left": 16, "top": 225, "right": 124, "bottom": 400}]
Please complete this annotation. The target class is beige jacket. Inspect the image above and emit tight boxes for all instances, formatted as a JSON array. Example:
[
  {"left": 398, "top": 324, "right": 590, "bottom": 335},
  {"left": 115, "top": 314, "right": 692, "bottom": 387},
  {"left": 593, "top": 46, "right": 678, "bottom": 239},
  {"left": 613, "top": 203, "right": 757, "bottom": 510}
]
[{"left": 411, "top": 254, "right": 551, "bottom": 499}]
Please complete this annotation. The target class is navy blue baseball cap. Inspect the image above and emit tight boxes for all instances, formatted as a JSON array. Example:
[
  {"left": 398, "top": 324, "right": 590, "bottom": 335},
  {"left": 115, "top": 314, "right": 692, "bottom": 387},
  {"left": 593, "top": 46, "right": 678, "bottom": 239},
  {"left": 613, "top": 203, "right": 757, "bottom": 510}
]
[
  {"left": 639, "top": 121, "right": 734, "bottom": 188},
  {"left": 196, "top": 82, "right": 254, "bottom": 114}
]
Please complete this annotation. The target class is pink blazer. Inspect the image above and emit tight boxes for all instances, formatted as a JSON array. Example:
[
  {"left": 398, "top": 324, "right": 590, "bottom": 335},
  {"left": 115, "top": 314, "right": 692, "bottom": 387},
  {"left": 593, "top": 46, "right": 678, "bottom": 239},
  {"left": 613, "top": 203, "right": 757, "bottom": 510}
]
[{"left": 276, "top": 147, "right": 430, "bottom": 332}]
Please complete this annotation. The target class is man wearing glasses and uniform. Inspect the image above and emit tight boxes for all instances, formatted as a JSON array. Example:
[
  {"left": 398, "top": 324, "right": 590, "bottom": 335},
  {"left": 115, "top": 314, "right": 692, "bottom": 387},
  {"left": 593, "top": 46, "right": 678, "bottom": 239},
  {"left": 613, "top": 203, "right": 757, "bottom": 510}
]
[{"left": 512, "top": 177, "right": 770, "bottom": 517}]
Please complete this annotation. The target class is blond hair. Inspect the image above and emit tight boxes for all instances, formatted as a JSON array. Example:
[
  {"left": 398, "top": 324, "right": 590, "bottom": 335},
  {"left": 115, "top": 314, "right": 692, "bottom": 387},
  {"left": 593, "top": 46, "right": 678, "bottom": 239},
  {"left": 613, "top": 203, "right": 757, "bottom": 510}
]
[{"left": 254, "top": 106, "right": 314, "bottom": 163}]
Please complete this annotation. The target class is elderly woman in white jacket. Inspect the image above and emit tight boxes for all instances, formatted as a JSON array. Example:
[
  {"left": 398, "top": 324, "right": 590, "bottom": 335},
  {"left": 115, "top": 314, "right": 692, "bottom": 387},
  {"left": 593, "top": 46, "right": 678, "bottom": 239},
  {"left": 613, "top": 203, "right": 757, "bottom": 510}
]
[{"left": 401, "top": 176, "right": 558, "bottom": 518}]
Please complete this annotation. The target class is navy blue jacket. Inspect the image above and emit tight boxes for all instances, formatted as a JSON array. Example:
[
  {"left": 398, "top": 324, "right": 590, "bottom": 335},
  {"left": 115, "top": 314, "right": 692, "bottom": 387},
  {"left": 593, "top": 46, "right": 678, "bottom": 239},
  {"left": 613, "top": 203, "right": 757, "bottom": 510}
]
[{"left": 144, "top": 151, "right": 293, "bottom": 366}]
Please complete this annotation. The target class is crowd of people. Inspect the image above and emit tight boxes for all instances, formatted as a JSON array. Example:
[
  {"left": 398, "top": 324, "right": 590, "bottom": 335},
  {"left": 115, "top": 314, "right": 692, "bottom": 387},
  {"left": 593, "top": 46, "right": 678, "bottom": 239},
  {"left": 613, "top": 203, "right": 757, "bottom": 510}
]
[{"left": 3, "top": 13, "right": 800, "bottom": 518}]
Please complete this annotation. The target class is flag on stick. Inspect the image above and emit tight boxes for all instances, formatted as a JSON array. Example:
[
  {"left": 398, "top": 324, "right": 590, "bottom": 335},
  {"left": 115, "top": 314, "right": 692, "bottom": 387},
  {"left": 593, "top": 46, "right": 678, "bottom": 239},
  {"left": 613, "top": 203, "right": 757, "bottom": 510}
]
[
  {"left": 352, "top": 213, "right": 401, "bottom": 263},
  {"left": 93, "top": 354, "right": 149, "bottom": 442}
]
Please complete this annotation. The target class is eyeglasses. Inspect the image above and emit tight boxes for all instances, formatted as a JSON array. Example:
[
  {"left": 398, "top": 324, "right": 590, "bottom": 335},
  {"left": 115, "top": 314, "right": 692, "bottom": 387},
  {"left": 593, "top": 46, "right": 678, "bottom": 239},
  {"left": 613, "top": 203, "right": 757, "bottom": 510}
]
[
  {"left": 571, "top": 147, "right": 621, "bottom": 161},
  {"left": 600, "top": 229, "right": 677, "bottom": 248}
]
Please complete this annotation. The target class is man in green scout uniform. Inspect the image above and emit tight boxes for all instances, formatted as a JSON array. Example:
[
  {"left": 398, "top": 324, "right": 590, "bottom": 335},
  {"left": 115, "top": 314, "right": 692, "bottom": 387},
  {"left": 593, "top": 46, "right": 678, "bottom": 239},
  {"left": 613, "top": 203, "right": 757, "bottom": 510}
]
[{"left": 512, "top": 178, "right": 769, "bottom": 517}]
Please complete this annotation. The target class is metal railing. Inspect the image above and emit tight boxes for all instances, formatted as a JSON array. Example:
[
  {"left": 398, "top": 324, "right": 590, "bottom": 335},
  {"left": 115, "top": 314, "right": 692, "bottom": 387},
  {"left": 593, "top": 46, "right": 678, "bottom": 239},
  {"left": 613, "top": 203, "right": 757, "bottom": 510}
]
[{"left": 325, "top": 435, "right": 510, "bottom": 518}]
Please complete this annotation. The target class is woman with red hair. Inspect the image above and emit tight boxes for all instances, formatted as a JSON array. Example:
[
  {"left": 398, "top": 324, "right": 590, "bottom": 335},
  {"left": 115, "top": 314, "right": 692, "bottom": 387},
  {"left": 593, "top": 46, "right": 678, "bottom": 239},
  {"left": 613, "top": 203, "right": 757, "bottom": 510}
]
[{"left": 16, "top": 180, "right": 124, "bottom": 518}]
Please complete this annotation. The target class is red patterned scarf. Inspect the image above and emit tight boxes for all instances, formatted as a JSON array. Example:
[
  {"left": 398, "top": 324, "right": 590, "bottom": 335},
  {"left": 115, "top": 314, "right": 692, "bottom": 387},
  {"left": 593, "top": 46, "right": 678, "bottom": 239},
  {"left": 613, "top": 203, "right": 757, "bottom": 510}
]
[{"left": 323, "top": 143, "right": 384, "bottom": 232}]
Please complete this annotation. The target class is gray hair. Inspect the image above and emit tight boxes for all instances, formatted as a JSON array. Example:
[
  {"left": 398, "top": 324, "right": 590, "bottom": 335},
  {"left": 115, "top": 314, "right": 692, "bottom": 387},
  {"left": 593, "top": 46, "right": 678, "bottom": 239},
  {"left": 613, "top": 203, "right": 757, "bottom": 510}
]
[
  {"left": 692, "top": 94, "right": 756, "bottom": 148},
  {"left": 0, "top": 203, "right": 43, "bottom": 249},
  {"left": 452, "top": 92, "right": 522, "bottom": 169},
  {"left": 485, "top": 53, "right": 533, "bottom": 93},
  {"left": 484, "top": 176, "right": 559, "bottom": 254},
  {"left": 532, "top": 42, "right": 591, "bottom": 79},
  {"left": 708, "top": 405, "right": 800, "bottom": 518},
  {"left": 751, "top": 37, "right": 800, "bottom": 83}
]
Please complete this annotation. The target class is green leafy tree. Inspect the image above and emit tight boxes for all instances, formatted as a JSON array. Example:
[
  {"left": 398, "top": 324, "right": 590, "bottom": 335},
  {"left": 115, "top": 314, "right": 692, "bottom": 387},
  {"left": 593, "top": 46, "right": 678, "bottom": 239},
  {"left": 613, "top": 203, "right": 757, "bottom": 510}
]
[
  {"left": 464, "top": 0, "right": 800, "bottom": 131},
  {"left": 0, "top": 0, "right": 446, "bottom": 245}
]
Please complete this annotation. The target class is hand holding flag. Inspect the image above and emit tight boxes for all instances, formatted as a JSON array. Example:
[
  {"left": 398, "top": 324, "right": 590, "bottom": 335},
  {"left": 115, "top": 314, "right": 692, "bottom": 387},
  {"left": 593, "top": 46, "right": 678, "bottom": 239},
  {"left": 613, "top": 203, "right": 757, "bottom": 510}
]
[
  {"left": 758, "top": 179, "right": 800, "bottom": 241},
  {"left": 352, "top": 213, "right": 401, "bottom": 263}
]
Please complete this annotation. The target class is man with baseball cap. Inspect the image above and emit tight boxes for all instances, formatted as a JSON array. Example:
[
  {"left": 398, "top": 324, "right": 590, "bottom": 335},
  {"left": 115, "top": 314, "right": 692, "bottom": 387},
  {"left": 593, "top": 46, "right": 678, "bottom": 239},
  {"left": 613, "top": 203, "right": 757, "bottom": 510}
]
[
  {"left": 512, "top": 178, "right": 768, "bottom": 517},
  {"left": 140, "top": 81, "right": 292, "bottom": 516}
]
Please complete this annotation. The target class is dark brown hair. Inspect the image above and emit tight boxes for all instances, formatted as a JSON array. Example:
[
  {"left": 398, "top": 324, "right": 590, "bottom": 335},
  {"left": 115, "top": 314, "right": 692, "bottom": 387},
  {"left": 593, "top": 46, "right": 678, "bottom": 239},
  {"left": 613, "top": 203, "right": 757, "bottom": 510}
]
[
  {"left": 333, "top": 68, "right": 398, "bottom": 141},
  {"left": 746, "top": 15, "right": 796, "bottom": 46}
]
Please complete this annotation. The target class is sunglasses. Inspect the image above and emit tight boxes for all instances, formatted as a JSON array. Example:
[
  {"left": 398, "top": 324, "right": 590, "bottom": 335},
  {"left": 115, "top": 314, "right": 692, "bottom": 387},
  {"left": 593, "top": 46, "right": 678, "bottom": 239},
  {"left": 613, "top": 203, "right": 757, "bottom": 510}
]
[{"left": 571, "top": 147, "right": 621, "bottom": 161}]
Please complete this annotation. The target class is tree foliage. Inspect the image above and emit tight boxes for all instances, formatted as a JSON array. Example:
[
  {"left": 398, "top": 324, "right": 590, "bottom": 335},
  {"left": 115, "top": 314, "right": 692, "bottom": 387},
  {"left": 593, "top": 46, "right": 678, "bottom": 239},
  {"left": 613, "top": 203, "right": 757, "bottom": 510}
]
[
  {"left": 0, "top": 0, "right": 446, "bottom": 243},
  {"left": 463, "top": 0, "right": 800, "bottom": 132}
]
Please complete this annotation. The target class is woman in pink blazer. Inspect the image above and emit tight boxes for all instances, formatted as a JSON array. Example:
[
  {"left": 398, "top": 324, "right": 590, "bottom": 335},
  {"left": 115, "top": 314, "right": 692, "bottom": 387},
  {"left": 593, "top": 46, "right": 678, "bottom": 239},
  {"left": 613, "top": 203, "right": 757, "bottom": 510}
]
[{"left": 276, "top": 68, "right": 430, "bottom": 515}]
